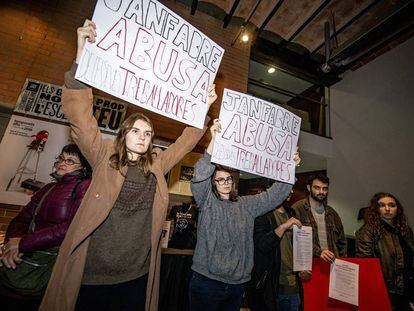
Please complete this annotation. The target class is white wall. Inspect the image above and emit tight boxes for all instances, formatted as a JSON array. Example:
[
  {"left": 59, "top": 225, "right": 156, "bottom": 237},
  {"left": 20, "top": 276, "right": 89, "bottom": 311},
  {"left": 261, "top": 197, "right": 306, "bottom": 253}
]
[{"left": 328, "top": 37, "right": 414, "bottom": 236}]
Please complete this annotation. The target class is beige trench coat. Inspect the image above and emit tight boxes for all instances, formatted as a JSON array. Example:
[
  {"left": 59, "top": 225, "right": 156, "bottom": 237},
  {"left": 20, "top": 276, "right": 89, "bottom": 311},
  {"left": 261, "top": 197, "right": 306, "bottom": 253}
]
[{"left": 40, "top": 88, "right": 207, "bottom": 311}]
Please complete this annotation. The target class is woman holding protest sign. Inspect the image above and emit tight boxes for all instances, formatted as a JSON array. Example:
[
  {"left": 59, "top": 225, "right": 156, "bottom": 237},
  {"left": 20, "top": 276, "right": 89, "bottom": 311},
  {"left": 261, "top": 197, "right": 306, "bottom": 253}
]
[
  {"left": 39, "top": 19, "right": 217, "bottom": 311},
  {"left": 189, "top": 119, "right": 301, "bottom": 311}
]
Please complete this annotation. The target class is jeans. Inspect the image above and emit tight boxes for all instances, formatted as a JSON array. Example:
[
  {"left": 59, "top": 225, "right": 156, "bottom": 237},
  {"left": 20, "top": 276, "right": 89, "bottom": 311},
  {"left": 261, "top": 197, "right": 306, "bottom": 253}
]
[
  {"left": 189, "top": 271, "right": 244, "bottom": 311},
  {"left": 277, "top": 293, "right": 301, "bottom": 311}
]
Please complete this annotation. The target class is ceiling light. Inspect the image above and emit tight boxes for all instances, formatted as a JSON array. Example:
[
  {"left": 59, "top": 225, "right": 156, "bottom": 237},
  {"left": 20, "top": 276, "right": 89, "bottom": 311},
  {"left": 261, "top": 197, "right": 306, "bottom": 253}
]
[
  {"left": 241, "top": 33, "right": 249, "bottom": 43},
  {"left": 268, "top": 67, "right": 276, "bottom": 74}
]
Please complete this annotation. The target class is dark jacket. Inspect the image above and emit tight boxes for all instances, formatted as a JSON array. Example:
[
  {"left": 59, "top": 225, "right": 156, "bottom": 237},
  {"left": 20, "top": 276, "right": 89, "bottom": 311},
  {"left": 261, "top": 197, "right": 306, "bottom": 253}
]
[
  {"left": 5, "top": 171, "right": 91, "bottom": 253},
  {"left": 247, "top": 206, "right": 294, "bottom": 311},
  {"left": 356, "top": 222, "right": 414, "bottom": 297},
  {"left": 292, "top": 198, "right": 347, "bottom": 258}
]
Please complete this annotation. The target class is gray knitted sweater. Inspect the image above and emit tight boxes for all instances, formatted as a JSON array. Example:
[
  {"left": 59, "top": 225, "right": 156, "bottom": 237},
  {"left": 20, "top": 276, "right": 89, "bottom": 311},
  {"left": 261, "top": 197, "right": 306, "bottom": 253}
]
[{"left": 191, "top": 152, "right": 292, "bottom": 284}]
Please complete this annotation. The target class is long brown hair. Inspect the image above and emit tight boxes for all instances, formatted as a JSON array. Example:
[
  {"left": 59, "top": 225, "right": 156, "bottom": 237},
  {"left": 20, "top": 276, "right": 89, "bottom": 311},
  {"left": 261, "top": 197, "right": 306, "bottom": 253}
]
[
  {"left": 109, "top": 113, "right": 154, "bottom": 175},
  {"left": 211, "top": 165, "right": 238, "bottom": 202},
  {"left": 365, "top": 192, "right": 410, "bottom": 236}
]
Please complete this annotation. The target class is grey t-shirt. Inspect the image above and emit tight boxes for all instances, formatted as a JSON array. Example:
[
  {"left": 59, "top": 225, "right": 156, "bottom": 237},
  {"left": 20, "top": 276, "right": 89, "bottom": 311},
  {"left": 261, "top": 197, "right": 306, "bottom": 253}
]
[{"left": 190, "top": 152, "right": 292, "bottom": 284}]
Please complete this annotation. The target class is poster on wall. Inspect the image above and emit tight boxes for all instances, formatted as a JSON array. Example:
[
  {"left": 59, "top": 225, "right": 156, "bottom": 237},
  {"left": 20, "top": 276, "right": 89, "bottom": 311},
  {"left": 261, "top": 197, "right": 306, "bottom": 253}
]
[
  {"left": 0, "top": 78, "right": 128, "bottom": 206},
  {"left": 75, "top": 0, "right": 224, "bottom": 129},
  {"left": 211, "top": 89, "right": 301, "bottom": 185}
]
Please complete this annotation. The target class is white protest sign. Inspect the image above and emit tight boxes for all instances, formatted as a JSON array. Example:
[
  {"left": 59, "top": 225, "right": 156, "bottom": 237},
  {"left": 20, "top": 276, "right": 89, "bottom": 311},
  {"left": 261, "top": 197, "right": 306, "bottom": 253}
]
[
  {"left": 76, "top": 0, "right": 224, "bottom": 129},
  {"left": 212, "top": 89, "right": 301, "bottom": 184}
]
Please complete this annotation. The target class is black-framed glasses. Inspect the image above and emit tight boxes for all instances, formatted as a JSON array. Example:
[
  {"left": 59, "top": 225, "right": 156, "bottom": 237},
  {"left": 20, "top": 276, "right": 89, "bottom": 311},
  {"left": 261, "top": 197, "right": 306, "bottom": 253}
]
[
  {"left": 55, "top": 155, "right": 81, "bottom": 166},
  {"left": 214, "top": 176, "right": 234, "bottom": 185}
]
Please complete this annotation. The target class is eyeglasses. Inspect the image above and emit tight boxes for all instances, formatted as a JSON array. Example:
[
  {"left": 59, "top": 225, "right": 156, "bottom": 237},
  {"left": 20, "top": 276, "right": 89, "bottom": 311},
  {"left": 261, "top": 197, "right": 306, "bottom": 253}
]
[
  {"left": 214, "top": 176, "right": 234, "bottom": 185},
  {"left": 378, "top": 202, "right": 397, "bottom": 208},
  {"left": 56, "top": 155, "right": 81, "bottom": 166}
]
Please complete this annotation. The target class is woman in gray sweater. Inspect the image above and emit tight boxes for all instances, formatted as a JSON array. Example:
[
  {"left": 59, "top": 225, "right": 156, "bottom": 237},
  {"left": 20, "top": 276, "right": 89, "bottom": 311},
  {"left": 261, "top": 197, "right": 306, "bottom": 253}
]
[{"left": 189, "top": 119, "right": 301, "bottom": 311}]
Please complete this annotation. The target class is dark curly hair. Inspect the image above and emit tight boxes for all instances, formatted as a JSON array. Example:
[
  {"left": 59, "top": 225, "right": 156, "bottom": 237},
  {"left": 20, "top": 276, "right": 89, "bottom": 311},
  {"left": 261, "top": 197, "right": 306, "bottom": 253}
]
[{"left": 364, "top": 192, "right": 410, "bottom": 236}]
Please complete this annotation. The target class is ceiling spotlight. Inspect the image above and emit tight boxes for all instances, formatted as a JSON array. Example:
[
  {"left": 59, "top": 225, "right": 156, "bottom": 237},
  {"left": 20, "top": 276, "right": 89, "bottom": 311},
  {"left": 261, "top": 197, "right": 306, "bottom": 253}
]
[
  {"left": 241, "top": 33, "right": 249, "bottom": 43},
  {"left": 268, "top": 67, "right": 276, "bottom": 74}
]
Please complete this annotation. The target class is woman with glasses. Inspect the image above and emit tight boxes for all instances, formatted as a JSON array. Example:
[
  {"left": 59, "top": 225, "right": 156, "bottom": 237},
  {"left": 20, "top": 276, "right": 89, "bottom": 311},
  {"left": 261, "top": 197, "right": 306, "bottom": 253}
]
[
  {"left": 356, "top": 192, "right": 414, "bottom": 311},
  {"left": 0, "top": 144, "right": 91, "bottom": 310},
  {"left": 189, "top": 119, "right": 300, "bottom": 311}
]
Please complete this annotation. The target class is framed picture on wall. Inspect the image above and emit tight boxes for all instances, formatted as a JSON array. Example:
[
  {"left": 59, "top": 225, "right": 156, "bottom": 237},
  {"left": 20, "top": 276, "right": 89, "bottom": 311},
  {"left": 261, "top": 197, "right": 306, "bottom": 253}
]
[{"left": 168, "top": 152, "right": 202, "bottom": 196}]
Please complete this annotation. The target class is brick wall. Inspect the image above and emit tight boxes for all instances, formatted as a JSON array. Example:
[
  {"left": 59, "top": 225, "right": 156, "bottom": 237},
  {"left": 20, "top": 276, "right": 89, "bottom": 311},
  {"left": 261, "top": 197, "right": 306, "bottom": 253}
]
[
  {"left": 0, "top": 0, "right": 250, "bottom": 141},
  {"left": 0, "top": 204, "right": 22, "bottom": 235},
  {"left": 0, "top": 0, "right": 251, "bottom": 230}
]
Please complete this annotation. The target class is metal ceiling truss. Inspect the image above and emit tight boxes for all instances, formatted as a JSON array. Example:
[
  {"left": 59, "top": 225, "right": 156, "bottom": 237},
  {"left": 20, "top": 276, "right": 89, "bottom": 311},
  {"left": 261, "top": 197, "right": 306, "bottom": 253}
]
[{"left": 223, "top": 0, "right": 241, "bottom": 28}]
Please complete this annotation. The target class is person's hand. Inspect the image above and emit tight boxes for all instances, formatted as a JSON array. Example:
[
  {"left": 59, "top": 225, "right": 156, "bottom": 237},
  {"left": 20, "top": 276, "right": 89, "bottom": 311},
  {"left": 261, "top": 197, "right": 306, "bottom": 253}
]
[
  {"left": 298, "top": 270, "right": 312, "bottom": 281},
  {"left": 282, "top": 217, "right": 302, "bottom": 230},
  {"left": 6, "top": 237, "right": 21, "bottom": 251},
  {"left": 210, "top": 119, "right": 221, "bottom": 140},
  {"left": 409, "top": 302, "right": 413, "bottom": 310},
  {"left": 0, "top": 238, "right": 23, "bottom": 269},
  {"left": 207, "top": 84, "right": 217, "bottom": 109},
  {"left": 275, "top": 217, "right": 302, "bottom": 238},
  {"left": 76, "top": 19, "right": 97, "bottom": 64},
  {"left": 0, "top": 249, "right": 23, "bottom": 269},
  {"left": 293, "top": 146, "right": 301, "bottom": 167},
  {"left": 320, "top": 249, "right": 335, "bottom": 263}
]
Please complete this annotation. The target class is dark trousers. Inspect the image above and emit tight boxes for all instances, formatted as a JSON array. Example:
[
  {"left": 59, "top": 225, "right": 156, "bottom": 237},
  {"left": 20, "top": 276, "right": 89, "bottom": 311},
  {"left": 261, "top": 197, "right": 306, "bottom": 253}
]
[
  {"left": 75, "top": 274, "right": 148, "bottom": 311},
  {"left": 0, "top": 295, "right": 41, "bottom": 311},
  {"left": 189, "top": 271, "right": 244, "bottom": 311},
  {"left": 0, "top": 285, "right": 41, "bottom": 311}
]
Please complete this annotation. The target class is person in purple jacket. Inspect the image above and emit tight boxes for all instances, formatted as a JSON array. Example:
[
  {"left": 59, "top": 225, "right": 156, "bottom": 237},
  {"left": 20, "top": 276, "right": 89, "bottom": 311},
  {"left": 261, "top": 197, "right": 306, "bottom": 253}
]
[{"left": 0, "top": 144, "right": 91, "bottom": 309}]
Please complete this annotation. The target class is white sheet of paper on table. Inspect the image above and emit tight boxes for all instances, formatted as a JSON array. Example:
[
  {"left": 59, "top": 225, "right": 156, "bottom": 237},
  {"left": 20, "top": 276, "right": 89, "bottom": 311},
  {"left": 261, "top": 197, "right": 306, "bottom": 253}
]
[{"left": 329, "top": 258, "right": 359, "bottom": 306}]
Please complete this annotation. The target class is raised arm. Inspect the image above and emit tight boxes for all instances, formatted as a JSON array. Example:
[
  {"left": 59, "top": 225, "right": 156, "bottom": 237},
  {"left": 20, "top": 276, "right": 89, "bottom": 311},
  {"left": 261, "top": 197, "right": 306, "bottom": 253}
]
[
  {"left": 61, "top": 20, "right": 106, "bottom": 168},
  {"left": 158, "top": 124, "right": 207, "bottom": 175},
  {"left": 190, "top": 151, "right": 216, "bottom": 208},
  {"left": 242, "top": 182, "right": 293, "bottom": 218}
]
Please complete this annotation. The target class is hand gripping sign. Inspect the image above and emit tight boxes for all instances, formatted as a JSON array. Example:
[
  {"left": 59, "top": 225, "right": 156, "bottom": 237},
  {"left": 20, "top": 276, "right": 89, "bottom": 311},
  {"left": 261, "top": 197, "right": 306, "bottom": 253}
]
[
  {"left": 212, "top": 89, "right": 301, "bottom": 185},
  {"left": 76, "top": 0, "right": 224, "bottom": 129}
]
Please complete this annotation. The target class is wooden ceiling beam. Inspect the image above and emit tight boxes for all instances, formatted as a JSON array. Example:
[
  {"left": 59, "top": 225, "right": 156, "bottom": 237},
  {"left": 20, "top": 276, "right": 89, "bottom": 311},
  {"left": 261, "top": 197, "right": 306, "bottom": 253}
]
[
  {"left": 310, "top": 0, "right": 381, "bottom": 54},
  {"left": 287, "top": 0, "right": 332, "bottom": 43}
]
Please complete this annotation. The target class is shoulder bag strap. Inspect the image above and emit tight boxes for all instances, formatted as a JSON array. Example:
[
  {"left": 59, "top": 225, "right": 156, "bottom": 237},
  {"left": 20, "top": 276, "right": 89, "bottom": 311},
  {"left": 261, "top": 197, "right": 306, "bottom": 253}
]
[{"left": 29, "top": 184, "right": 56, "bottom": 233}]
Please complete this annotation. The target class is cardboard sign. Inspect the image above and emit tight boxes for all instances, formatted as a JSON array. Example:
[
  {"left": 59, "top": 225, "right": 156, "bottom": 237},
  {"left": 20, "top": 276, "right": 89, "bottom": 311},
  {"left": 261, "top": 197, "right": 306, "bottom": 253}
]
[
  {"left": 76, "top": 0, "right": 224, "bottom": 128},
  {"left": 212, "top": 89, "right": 301, "bottom": 184},
  {"left": 0, "top": 79, "right": 126, "bottom": 205}
]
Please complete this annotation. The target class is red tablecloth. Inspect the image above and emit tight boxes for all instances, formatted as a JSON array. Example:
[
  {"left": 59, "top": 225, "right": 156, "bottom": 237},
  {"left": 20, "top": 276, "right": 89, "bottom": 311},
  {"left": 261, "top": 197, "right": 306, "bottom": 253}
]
[{"left": 302, "top": 258, "right": 391, "bottom": 311}]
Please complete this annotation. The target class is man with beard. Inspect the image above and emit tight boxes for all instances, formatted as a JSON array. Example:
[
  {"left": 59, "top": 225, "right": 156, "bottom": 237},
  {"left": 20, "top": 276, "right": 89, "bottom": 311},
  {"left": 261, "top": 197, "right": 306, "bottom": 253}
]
[{"left": 292, "top": 174, "right": 347, "bottom": 262}]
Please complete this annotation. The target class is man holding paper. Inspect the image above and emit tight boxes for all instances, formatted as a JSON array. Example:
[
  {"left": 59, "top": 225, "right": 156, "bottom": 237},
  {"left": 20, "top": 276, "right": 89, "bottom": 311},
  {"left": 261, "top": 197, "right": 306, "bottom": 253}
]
[
  {"left": 292, "top": 174, "right": 347, "bottom": 262},
  {"left": 246, "top": 193, "right": 312, "bottom": 311}
]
